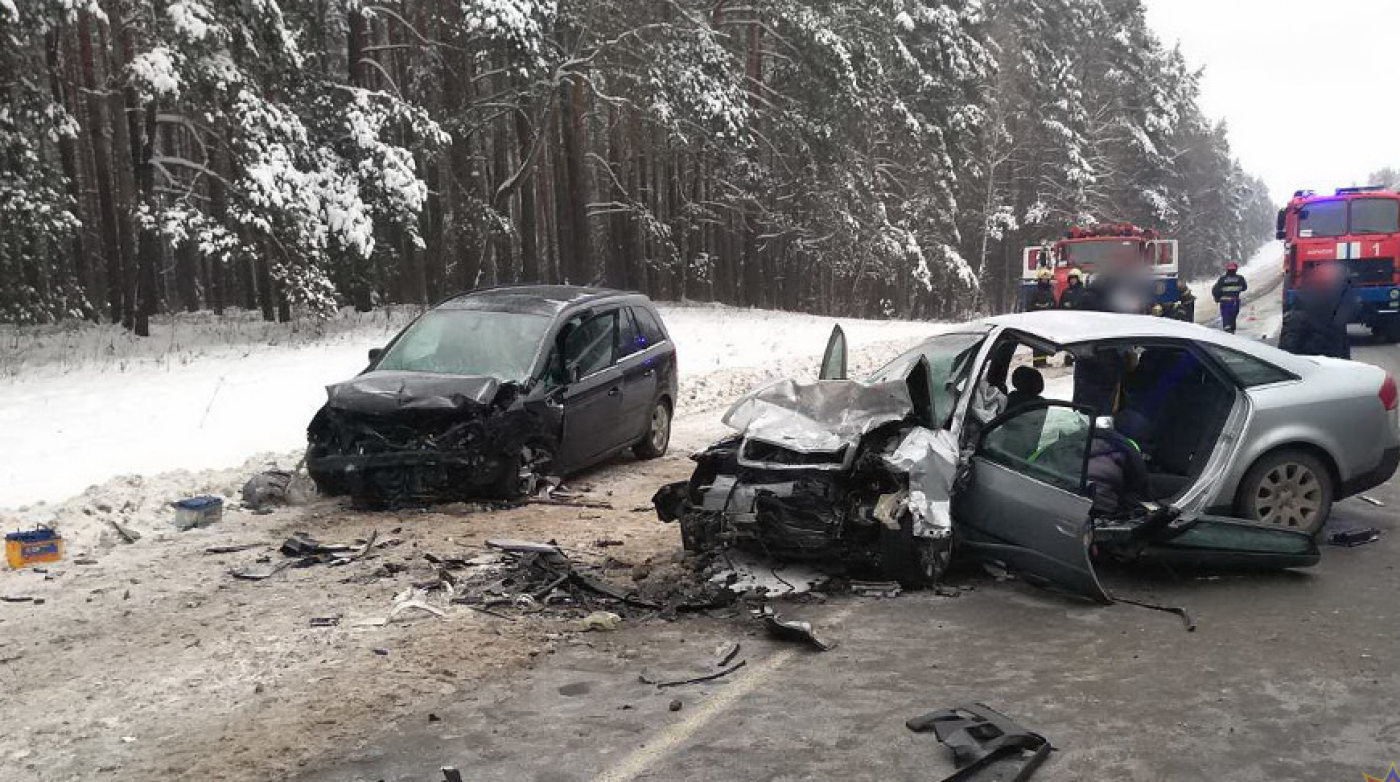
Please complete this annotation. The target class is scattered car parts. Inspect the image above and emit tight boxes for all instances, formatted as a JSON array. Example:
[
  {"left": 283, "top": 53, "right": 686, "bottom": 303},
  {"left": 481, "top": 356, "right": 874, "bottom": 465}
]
[{"left": 907, "top": 703, "right": 1052, "bottom": 782}]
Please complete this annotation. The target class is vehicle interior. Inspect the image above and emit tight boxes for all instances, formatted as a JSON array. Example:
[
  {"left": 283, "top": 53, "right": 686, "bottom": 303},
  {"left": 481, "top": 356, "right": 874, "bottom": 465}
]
[{"left": 968, "top": 332, "right": 1240, "bottom": 507}]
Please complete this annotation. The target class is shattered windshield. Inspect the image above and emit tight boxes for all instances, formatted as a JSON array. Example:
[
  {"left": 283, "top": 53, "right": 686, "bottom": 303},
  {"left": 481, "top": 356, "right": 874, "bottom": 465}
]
[
  {"left": 1062, "top": 240, "right": 1142, "bottom": 270},
  {"left": 375, "top": 310, "right": 551, "bottom": 381},
  {"left": 871, "top": 332, "right": 986, "bottom": 425}
]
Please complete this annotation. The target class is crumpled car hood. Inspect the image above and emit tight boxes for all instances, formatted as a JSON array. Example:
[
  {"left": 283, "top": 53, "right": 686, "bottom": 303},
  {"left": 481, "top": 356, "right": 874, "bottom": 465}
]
[
  {"left": 722, "top": 377, "right": 914, "bottom": 453},
  {"left": 326, "top": 371, "right": 503, "bottom": 415}
]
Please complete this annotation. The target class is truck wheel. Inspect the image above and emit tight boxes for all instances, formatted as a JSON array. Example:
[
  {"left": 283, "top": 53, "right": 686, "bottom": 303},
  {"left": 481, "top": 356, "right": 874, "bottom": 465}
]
[
  {"left": 634, "top": 400, "right": 672, "bottom": 459},
  {"left": 880, "top": 513, "right": 951, "bottom": 590},
  {"left": 1235, "top": 449, "right": 1334, "bottom": 535}
]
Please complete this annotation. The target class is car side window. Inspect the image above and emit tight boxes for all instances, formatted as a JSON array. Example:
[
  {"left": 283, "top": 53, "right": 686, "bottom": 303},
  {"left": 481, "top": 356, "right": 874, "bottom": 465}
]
[
  {"left": 632, "top": 306, "right": 668, "bottom": 345},
  {"left": 980, "top": 404, "right": 1092, "bottom": 494},
  {"left": 563, "top": 312, "right": 619, "bottom": 379},
  {"left": 1203, "top": 344, "right": 1295, "bottom": 387},
  {"left": 618, "top": 308, "right": 644, "bottom": 358}
]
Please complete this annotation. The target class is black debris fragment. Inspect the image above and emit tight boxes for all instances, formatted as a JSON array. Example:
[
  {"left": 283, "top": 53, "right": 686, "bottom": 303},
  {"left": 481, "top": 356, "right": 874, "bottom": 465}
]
[
  {"left": 372, "top": 648, "right": 389, "bottom": 656},
  {"left": 850, "top": 580, "right": 903, "bottom": 598},
  {"left": 309, "top": 616, "right": 341, "bottom": 627},
  {"left": 714, "top": 642, "right": 741, "bottom": 668},
  {"left": 906, "top": 703, "right": 1052, "bottom": 782},
  {"left": 647, "top": 660, "right": 747, "bottom": 689},
  {"left": 761, "top": 609, "right": 836, "bottom": 651},
  {"left": 441, "top": 766, "right": 464, "bottom": 782},
  {"left": 242, "top": 469, "right": 293, "bottom": 511},
  {"left": 229, "top": 559, "right": 297, "bottom": 581},
  {"left": 1328, "top": 527, "right": 1381, "bottom": 547},
  {"left": 1114, "top": 596, "right": 1197, "bottom": 632},
  {"left": 204, "top": 543, "right": 264, "bottom": 555},
  {"left": 668, "top": 699, "right": 683, "bottom": 712}
]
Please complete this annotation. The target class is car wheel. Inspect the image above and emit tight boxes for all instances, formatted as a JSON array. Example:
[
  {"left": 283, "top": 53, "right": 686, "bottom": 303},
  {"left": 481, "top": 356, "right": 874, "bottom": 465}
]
[
  {"left": 634, "top": 401, "right": 672, "bottom": 460},
  {"left": 1236, "top": 449, "right": 1334, "bottom": 535},
  {"left": 880, "top": 513, "right": 951, "bottom": 590},
  {"left": 496, "top": 440, "right": 555, "bottom": 499}
]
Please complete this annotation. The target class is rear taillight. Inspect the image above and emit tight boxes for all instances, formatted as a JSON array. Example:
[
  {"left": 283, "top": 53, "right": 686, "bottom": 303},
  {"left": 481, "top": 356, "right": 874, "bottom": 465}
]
[{"left": 1381, "top": 374, "right": 1399, "bottom": 412}]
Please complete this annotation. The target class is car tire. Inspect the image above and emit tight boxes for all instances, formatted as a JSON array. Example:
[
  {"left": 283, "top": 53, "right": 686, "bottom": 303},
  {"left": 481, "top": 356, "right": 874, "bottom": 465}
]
[
  {"left": 1235, "top": 449, "right": 1334, "bottom": 535},
  {"left": 495, "top": 440, "right": 556, "bottom": 500},
  {"left": 880, "top": 513, "right": 951, "bottom": 590},
  {"left": 634, "top": 400, "right": 672, "bottom": 460}
]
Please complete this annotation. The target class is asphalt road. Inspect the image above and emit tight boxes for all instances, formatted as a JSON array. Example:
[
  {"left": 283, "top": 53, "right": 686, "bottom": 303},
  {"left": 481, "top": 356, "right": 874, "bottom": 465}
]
[{"left": 300, "top": 328, "right": 1400, "bottom": 782}]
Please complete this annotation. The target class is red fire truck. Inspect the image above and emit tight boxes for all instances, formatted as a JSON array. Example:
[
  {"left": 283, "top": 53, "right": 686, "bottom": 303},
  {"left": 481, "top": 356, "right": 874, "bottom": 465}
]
[
  {"left": 1276, "top": 187, "right": 1400, "bottom": 341},
  {"left": 1019, "top": 223, "right": 1181, "bottom": 315}
]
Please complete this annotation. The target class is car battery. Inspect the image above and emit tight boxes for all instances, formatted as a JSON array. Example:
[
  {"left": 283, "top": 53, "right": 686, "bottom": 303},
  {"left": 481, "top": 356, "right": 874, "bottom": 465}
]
[
  {"left": 5, "top": 528, "right": 64, "bottom": 570},
  {"left": 172, "top": 496, "right": 224, "bottom": 530}
]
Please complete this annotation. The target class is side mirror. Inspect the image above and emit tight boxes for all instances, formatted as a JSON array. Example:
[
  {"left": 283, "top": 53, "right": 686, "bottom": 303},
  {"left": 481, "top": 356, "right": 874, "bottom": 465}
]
[{"left": 368, "top": 347, "right": 384, "bottom": 363}]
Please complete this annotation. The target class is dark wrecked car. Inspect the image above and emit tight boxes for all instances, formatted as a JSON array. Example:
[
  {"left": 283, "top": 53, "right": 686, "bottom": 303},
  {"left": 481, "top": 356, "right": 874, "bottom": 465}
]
[
  {"left": 658, "top": 312, "right": 1399, "bottom": 601},
  {"left": 308, "top": 285, "right": 678, "bottom": 504}
]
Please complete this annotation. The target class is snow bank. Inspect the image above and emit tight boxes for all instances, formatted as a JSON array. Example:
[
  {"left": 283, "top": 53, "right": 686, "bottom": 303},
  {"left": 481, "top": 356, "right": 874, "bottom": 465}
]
[{"left": 0, "top": 303, "right": 939, "bottom": 511}]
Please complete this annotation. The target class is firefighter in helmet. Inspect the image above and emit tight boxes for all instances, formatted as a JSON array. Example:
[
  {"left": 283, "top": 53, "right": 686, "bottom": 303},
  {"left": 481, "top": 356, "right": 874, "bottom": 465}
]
[
  {"left": 1212, "top": 261, "right": 1248, "bottom": 333},
  {"left": 1058, "top": 267, "right": 1092, "bottom": 310},
  {"left": 1025, "top": 267, "right": 1057, "bottom": 367}
]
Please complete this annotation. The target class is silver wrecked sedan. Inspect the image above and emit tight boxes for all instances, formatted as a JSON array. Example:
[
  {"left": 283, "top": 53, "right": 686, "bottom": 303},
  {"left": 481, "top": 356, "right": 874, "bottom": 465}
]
[{"left": 656, "top": 311, "right": 1399, "bottom": 602}]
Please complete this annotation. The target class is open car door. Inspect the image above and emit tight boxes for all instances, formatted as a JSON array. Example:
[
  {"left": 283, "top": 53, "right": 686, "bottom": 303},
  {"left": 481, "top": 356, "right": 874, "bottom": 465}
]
[
  {"left": 819, "top": 325, "right": 847, "bottom": 381},
  {"left": 953, "top": 400, "right": 1111, "bottom": 603}
]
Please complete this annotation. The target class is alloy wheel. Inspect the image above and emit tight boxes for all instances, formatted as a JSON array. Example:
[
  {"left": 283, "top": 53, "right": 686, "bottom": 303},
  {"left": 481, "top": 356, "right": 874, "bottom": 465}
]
[
  {"left": 650, "top": 405, "right": 671, "bottom": 452},
  {"left": 1254, "top": 461, "right": 1323, "bottom": 530}
]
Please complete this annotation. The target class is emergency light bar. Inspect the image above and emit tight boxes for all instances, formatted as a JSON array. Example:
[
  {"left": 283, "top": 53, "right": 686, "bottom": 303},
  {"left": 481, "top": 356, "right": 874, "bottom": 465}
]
[{"left": 1335, "top": 186, "right": 1386, "bottom": 195}]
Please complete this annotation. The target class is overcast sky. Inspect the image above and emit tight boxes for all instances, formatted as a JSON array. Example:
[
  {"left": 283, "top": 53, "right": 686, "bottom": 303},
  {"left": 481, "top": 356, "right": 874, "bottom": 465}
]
[{"left": 1143, "top": 0, "right": 1400, "bottom": 204}]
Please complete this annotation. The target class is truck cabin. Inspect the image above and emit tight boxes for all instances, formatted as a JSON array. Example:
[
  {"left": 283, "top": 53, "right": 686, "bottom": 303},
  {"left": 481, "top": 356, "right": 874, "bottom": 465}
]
[{"left": 1277, "top": 187, "right": 1400, "bottom": 289}]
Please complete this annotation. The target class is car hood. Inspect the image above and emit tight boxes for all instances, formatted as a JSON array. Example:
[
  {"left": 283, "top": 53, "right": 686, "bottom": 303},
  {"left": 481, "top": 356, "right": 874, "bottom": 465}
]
[
  {"left": 325, "top": 371, "right": 505, "bottom": 415},
  {"left": 722, "top": 377, "right": 914, "bottom": 453}
]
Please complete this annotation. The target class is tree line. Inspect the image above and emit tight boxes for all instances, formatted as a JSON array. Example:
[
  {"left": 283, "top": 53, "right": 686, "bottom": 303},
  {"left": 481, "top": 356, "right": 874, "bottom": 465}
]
[{"left": 0, "top": 0, "right": 1275, "bottom": 333}]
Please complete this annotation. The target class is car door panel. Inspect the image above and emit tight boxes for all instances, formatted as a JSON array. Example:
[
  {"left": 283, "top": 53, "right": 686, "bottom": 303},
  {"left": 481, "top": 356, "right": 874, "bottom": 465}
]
[
  {"left": 616, "top": 308, "right": 659, "bottom": 443},
  {"left": 953, "top": 401, "right": 1111, "bottom": 603},
  {"left": 555, "top": 312, "right": 626, "bottom": 470}
]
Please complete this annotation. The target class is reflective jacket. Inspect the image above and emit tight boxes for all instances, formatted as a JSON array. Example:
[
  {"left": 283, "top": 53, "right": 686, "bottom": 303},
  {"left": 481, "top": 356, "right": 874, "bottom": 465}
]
[
  {"left": 1058, "top": 283, "right": 1093, "bottom": 310},
  {"left": 1026, "top": 283, "right": 1057, "bottom": 312},
  {"left": 1212, "top": 273, "right": 1248, "bottom": 302}
]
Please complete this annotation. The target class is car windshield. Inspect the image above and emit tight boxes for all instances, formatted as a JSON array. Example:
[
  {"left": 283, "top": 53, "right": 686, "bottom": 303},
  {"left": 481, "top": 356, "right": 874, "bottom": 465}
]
[
  {"left": 1062, "top": 240, "right": 1141, "bottom": 270},
  {"left": 1296, "top": 200, "right": 1348, "bottom": 237},
  {"left": 1349, "top": 198, "right": 1400, "bottom": 234},
  {"left": 870, "top": 332, "right": 987, "bottom": 423},
  {"left": 375, "top": 309, "right": 552, "bottom": 381}
]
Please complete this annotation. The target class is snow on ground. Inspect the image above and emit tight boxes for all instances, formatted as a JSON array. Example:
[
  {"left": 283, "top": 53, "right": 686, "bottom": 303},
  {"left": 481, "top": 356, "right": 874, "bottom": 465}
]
[
  {"left": 1187, "top": 239, "right": 1283, "bottom": 302},
  {"left": 0, "top": 303, "right": 939, "bottom": 514}
]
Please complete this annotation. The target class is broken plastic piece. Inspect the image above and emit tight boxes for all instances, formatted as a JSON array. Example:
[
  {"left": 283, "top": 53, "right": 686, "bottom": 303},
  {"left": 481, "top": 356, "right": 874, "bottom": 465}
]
[
  {"left": 906, "top": 703, "right": 1052, "bottom": 782},
  {"left": 761, "top": 610, "right": 836, "bottom": 651},
  {"left": 646, "top": 660, "right": 747, "bottom": 689},
  {"left": 714, "top": 642, "right": 741, "bottom": 668},
  {"left": 1358, "top": 495, "right": 1386, "bottom": 507},
  {"left": 486, "top": 539, "right": 563, "bottom": 556},
  {"left": 850, "top": 580, "right": 903, "bottom": 598},
  {"left": 1328, "top": 527, "right": 1381, "bottom": 547},
  {"left": 580, "top": 611, "right": 622, "bottom": 631}
]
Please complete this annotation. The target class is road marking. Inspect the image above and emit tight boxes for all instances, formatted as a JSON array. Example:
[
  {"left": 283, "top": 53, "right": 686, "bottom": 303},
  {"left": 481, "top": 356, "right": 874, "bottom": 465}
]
[{"left": 593, "top": 604, "right": 856, "bottom": 782}]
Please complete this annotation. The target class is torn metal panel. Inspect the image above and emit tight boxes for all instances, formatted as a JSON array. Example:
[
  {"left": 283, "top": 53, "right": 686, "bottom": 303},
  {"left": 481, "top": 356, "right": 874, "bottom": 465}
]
[
  {"left": 882, "top": 427, "right": 959, "bottom": 539},
  {"left": 722, "top": 377, "right": 913, "bottom": 454}
]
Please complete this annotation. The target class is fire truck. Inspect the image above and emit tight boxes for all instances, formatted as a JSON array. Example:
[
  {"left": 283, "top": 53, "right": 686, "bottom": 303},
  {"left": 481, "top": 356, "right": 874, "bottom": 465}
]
[
  {"left": 1276, "top": 186, "right": 1400, "bottom": 341},
  {"left": 1018, "top": 223, "right": 1181, "bottom": 315}
]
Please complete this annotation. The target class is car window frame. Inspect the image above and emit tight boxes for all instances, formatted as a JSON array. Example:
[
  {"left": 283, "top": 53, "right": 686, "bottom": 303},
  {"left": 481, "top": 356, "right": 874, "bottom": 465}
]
[
  {"left": 631, "top": 305, "right": 670, "bottom": 347},
  {"left": 975, "top": 399, "right": 1097, "bottom": 496},
  {"left": 561, "top": 308, "right": 622, "bottom": 382},
  {"left": 1199, "top": 343, "right": 1300, "bottom": 389}
]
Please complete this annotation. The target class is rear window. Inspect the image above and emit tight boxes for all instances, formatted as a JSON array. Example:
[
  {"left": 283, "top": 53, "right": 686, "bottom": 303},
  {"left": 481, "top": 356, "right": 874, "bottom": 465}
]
[
  {"left": 1204, "top": 345, "right": 1295, "bottom": 387},
  {"left": 1350, "top": 198, "right": 1400, "bottom": 234},
  {"left": 631, "top": 306, "right": 668, "bottom": 346}
]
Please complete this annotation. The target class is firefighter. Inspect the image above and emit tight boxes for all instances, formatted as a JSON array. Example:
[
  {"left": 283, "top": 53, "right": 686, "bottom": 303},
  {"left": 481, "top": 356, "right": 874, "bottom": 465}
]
[
  {"left": 1279, "top": 262, "right": 1355, "bottom": 359},
  {"left": 1025, "top": 267, "right": 1057, "bottom": 367},
  {"left": 1173, "top": 287, "right": 1197, "bottom": 322},
  {"left": 1058, "top": 267, "right": 1092, "bottom": 310},
  {"left": 1212, "top": 262, "right": 1248, "bottom": 333}
]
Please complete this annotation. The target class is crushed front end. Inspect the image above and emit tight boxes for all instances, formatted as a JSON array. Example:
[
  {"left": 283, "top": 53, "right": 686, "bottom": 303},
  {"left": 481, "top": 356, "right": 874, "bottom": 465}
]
[
  {"left": 306, "top": 371, "right": 559, "bottom": 505},
  {"left": 655, "top": 377, "right": 956, "bottom": 588}
]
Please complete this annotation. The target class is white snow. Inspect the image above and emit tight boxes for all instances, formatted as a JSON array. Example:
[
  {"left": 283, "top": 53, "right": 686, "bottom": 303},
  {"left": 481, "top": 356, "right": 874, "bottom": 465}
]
[
  {"left": 129, "top": 48, "right": 182, "bottom": 98},
  {"left": 0, "top": 304, "right": 939, "bottom": 512},
  {"left": 1188, "top": 239, "right": 1283, "bottom": 302}
]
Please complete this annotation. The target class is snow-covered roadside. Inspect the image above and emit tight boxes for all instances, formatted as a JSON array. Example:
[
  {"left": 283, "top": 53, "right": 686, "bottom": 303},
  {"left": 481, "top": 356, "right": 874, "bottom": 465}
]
[
  {"left": 1187, "top": 239, "right": 1283, "bottom": 304},
  {"left": 0, "top": 303, "right": 939, "bottom": 530}
]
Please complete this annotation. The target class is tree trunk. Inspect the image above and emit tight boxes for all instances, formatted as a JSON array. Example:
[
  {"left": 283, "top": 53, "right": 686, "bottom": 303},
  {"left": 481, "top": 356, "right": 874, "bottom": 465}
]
[
  {"left": 46, "top": 28, "right": 90, "bottom": 311},
  {"left": 78, "top": 12, "right": 124, "bottom": 325},
  {"left": 515, "top": 106, "right": 539, "bottom": 283},
  {"left": 133, "top": 104, "right": 159, "bottom": 336}
]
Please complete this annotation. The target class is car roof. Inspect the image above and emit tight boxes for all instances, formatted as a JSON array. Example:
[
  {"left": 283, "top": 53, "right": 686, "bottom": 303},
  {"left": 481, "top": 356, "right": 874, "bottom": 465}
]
[
  {"left": 981, "top": 311, "right": 1317, "bottom": 374},
  {"left": 438, "top": 285, "right": 639, "bottom": 316}
]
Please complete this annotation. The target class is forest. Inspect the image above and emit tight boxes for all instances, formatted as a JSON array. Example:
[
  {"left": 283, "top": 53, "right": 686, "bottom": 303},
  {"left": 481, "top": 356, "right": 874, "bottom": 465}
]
[{"left": 0, "top": 0, "right": 1276, "bottom": 333}]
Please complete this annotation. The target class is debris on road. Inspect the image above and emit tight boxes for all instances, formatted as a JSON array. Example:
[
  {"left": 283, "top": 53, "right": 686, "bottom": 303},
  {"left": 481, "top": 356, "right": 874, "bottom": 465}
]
[
  {"left": 668, "top": 699, "right": 683, "bottom": 712},
  {"left": 850, "top": 580, "right": 903, "bottom": 598},
  {"left": 906, "top": 703, "right": 1052, "bottom": 782},
  {"left": 580, "top": 611, "right": 622, "bottom": 631},
  {"left": 106, "top": 519, "right": 142, "bottom": 544},
  {"left": 1328, "top": 527, "right": 1381, "bottom": 547},
  {"left": 441, "top": 767, "right": 464, "bottom": 782},
  {"left": 1114, "top": 596, "right": 1197, "bottom": 632},
  {"left": 387, "top": 589, "right": 447, "bottom": 622},
  {"left": 171, "top": 496, "right": 223, "bottom": 530},
  {"left": 241, "top": 469, "right": 295, "bottom": 511},
  {"left": 5, "top": 528, "right": 64, "bottom": 570},
  {"left": 309, "top": 616, "right": 341, "bottom": 627},
  {"left": 714, "top": 641, "right": 741, "bottom": 668},
  {"left": 1358, "top": 495, "right": 1386, "bottom": 507},
  {"left": 228, "top": 559, "right": 297, "bottom": 581},
  {"left": 642, "top": 660, "right": 748, "bottom": 689},
  {"left": 204, "top": 543, "right": 263, "bottom": 555},
  {"left": 761, "top": 609, "right": 836, "bottom": 652}
]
